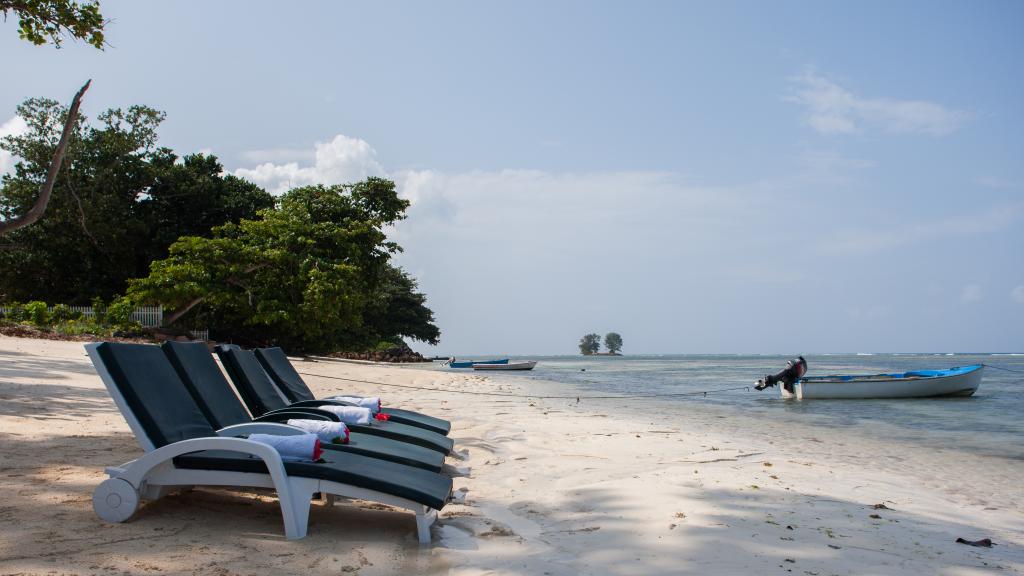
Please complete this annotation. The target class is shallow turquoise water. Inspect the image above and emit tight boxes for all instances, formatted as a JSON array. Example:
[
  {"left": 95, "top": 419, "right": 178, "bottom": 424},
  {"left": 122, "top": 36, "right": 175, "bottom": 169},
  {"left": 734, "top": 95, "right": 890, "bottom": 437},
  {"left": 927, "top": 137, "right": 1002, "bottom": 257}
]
[{"left": 437, "top": 353, "right": 1024, "bottom": 461}]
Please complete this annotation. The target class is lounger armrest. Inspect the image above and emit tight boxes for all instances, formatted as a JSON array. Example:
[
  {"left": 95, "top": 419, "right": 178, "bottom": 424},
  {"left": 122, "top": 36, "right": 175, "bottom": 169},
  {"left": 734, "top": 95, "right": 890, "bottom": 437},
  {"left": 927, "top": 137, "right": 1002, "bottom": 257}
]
[
  {"left": 288, "top": 399, "right": 357, "bottom": 408},
  {"left": 265, "top": 406, "right": 342, "bottom": 421},
  {"left": 116, "top": 437, "right": 289, "bottom": 488},
  {"left": 217, "top": 423, "right": 306, "bottom": 437},
  {"left": 254, "top": 411, "right": 334, "bottom": 423}
]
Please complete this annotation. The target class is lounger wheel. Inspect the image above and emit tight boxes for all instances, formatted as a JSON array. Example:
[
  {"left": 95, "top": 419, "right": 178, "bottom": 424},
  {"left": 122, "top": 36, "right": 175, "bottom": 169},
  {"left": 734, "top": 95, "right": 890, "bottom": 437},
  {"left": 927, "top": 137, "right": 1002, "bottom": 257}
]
[{"left": 93, "top": 478, "right": 139, "bottom": 523}]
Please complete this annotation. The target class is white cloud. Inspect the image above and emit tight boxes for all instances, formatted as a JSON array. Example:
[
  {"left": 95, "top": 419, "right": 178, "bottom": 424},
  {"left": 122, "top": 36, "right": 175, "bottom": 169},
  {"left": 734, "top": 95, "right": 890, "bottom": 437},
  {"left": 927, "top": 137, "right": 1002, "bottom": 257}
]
[
  {"left": 788, "top": 72, "right": 967, "bottom": 136},
  {"left": 234, "top": 134, "right": 384, "bottom": 194},
  {"left": 0, "top": 115, "right": 29, "bottom": 176},
  {"left": 1012, "top": 285, "right": 1024, "bottom": 304},
  {"left": 961, "top": 284, "right": 983, "bottom": 303}
]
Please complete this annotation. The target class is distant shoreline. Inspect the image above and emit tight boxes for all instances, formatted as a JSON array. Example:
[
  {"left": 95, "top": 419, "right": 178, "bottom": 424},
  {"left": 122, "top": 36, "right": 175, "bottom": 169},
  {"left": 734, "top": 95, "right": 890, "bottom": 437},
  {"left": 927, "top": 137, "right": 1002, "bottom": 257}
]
[{"left": 582, "top": 352, "right": 621, "bottom": 356}]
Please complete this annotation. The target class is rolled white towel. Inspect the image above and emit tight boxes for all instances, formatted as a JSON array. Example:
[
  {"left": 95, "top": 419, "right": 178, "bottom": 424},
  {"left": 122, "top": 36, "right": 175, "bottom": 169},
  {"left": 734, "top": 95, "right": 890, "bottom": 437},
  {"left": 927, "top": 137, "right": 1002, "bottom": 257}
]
[
  {"left": 327, "top": 396, "right": 382, "bottom": 413},
  {"left": 248, "top": 433, "right": 322, "bottom": 461},
  {"left": 316, "top": 405, "right": 372, "bottom": 425},
  {"left": 286, "top": 419, "right": 350, "bottom": 444}
]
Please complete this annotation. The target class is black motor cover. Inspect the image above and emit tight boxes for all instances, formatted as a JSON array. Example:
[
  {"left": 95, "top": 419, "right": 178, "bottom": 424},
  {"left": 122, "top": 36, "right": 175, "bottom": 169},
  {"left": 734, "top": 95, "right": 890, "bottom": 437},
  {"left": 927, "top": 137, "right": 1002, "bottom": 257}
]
[{"left": 755, "top": 356, "right": 807, "bottom": 391}]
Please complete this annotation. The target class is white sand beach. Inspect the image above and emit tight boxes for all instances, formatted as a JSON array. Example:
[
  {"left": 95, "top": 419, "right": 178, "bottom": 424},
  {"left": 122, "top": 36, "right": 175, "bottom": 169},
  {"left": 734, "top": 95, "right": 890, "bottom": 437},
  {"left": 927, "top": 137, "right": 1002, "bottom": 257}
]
[{"left": 1, "top": 335, "right": 1021, "bottom": 575}]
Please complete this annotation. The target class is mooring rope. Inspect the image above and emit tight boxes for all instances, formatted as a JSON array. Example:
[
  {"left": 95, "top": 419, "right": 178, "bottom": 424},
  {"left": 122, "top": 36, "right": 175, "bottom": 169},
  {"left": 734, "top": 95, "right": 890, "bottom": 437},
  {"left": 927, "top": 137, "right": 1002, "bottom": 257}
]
[
  {"left": 982, "top": 363, "right": 1024, "bottom": 375},
  {"left": 295, "top": 370, "right": 750, "bottom": 400}
]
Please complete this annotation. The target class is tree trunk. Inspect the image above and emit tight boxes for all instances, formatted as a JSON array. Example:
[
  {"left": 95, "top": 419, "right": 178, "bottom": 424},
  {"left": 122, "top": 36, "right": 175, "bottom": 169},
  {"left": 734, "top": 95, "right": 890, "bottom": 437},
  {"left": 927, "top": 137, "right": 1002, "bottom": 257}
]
[
  {"left": 0, "top": 80, "right": 91, "bottom": 235},
  {"left": 164, "top": 296, "right": 205, "bottom": 326}
]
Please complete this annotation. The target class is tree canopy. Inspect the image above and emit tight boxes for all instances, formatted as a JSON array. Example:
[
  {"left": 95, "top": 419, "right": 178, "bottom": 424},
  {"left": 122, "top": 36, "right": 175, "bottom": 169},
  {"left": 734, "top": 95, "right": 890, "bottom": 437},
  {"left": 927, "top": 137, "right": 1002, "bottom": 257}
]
[
  {"left": 579, "top": 333, "right": 601, "bottom": 355},
  {"left": 604, "top": 332, "right": 623, "bottom": 354},
  {"left": 0, "top": 97, "right": 274, "bottom": 303},
  {"left": 128, "top": 179, "right": 440, "bottom": 353},
  {"left": 1, "top": 0, "right": 105, "bottom": 48}
]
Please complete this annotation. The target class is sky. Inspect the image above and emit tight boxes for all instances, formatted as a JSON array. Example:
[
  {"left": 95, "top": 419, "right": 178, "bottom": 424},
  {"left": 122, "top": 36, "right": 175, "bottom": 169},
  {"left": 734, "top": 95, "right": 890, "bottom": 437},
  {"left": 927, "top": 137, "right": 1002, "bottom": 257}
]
[{"left": 2, "top": 1, "right": 1022, "bottom": 354}]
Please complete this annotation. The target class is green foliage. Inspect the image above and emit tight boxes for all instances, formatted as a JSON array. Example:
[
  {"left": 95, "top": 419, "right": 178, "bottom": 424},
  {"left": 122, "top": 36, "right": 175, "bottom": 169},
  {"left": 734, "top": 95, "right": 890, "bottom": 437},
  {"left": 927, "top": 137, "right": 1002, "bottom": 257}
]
[
  {"left": 604, "top": 332, "right": 623, "bottom": 354},
  {"left": 90, "top": 296, "right": 106, "bottom": 323},
  {"left": 49, "top": 303, "right": 81, "bottom": 322},
  {"left": 24, "top": 300, "right": 49, "bottom": 325},
  {"left": 2, "top": 302, "right": 27, "bottom": 321},
  {"left": 0, "top": 0, "right": 105, "bottom": 48},
  {"left": 129, "top": 179, "right": 439, "bottom": 354},
  {"left": 105, "top": 295, "right": 135, "bottom": 325},
  {"left": 579, "top": 333, "right": 601, "bottom": 355},
  {"left": 0, "top": 97, "right": 273, "bottom": 304}
]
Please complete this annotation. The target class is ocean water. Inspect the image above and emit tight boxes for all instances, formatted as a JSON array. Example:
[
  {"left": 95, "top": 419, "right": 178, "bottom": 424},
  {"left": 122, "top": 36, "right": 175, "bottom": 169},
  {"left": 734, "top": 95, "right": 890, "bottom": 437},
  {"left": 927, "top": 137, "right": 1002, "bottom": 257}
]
[{"left": 433, "top": 353, "right": 1024, "bottom": 462}]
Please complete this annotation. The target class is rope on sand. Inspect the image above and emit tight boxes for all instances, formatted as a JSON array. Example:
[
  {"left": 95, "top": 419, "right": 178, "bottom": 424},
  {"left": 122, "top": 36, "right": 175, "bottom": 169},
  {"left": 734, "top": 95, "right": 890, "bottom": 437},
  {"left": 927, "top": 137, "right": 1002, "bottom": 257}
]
[{"left": 295, "top": 370, "right": 750, "bottom": 400}]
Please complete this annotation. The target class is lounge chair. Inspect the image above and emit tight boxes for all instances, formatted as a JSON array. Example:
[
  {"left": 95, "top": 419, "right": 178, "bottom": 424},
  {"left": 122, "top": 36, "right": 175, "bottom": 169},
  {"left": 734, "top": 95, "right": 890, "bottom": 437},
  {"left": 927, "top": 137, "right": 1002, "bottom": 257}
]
[
  {"left": 215, "top": 345, "right": 455, "bottom": 455},
  {"left": 87, "top": 342, "right": 451, "bottom": 543},
  {"left": 255, "top": 346, "right": 452, "bottom": 436},
  {"left": 161, "top": 341, "right": 446, "bottom": 473}
]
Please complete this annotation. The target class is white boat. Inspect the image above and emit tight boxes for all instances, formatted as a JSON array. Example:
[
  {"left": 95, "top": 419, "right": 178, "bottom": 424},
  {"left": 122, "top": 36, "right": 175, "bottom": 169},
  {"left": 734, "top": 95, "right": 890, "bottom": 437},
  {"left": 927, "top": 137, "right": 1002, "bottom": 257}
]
[
  {"left": 780, "top": 365, "right": 983, "bottom": 400},
  {"left": 473, "top": 361, "right": 537, "bottom": 371}
]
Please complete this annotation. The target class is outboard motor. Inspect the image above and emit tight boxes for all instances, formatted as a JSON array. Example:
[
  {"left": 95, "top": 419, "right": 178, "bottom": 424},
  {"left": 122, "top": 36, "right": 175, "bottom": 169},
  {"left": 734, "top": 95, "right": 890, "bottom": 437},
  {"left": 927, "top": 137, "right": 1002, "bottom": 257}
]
[{"left": 755, "top": 356, "right": 807, "bottom": 392}]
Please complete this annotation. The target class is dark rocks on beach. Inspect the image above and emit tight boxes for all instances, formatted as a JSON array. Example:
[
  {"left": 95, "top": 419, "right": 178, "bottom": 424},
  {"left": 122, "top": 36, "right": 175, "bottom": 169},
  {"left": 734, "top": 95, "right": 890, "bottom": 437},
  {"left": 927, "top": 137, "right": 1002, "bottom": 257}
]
[{"left": 329, "top": 341, "right": 431, "bottom": 363}]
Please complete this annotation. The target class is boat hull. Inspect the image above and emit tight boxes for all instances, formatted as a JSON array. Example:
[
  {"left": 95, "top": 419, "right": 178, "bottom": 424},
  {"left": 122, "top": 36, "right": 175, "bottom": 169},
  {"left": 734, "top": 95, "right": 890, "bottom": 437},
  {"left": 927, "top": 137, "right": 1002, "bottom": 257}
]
[
  {"left": 781, "top": 365, "right": 983, "bottom": 399},
  {"left": 448, "top": 359, "right": 509, "bottom": 369},
  {"left": 473, "top": 361, "right": 537, "bottom": 371}
]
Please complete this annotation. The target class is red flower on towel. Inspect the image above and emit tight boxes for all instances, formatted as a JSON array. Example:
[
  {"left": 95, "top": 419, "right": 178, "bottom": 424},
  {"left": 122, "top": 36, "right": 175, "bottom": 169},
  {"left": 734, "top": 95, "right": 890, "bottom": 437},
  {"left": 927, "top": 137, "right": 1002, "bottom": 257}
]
[
  {"left": 374, "top": 413, "right": 390, "bottom": 421},
  {"left": 312, "top": 439, "right": 323, "bottom": 460}
]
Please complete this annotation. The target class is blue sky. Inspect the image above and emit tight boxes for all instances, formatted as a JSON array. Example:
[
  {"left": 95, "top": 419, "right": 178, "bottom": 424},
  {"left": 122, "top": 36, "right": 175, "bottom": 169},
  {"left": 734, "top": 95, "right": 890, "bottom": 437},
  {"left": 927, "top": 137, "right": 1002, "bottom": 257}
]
[{"left": 3, "top": 1, "right": 1022, "bottom": 353}]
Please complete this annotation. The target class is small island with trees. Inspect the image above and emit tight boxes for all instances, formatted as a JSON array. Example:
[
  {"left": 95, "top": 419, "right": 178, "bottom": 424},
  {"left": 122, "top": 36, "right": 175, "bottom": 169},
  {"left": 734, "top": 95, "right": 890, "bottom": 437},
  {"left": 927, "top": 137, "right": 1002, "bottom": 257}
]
[{"left": 578, "top": 332, "right": 623, "bottom": 355}]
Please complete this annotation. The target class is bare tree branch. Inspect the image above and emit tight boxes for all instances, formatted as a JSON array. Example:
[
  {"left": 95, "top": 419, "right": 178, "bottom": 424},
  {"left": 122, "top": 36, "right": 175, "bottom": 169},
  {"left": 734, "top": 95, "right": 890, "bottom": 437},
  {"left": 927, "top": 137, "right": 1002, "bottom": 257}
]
[{"left": 0, "top": 79, "right": 90, "bottom": 235}]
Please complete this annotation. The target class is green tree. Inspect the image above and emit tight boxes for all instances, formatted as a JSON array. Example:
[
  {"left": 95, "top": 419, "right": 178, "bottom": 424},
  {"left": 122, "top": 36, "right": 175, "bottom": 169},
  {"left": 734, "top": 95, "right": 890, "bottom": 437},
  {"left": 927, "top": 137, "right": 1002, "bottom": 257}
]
[
  {"left": 604, "top": 332, "right": 623, "bottom": 354},
  {"left": 1, "top": 0, "right": 105, "bottom": 48},
  {"left": 579, "top": 333, "right": 600, "bottom": 355},
  {"left": 0, "top": 97, "right": 273, "bottom": 303},
  {"left": 128, "top": 179, "right": 440, "bottom": 353}
]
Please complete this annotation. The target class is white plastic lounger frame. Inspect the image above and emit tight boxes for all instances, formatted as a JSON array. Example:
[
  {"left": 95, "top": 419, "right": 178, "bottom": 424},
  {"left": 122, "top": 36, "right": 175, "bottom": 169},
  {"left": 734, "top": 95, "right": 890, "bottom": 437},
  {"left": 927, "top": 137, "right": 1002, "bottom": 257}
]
[{"left": 86, "top": 343, "right": 439, "bottom": 544}]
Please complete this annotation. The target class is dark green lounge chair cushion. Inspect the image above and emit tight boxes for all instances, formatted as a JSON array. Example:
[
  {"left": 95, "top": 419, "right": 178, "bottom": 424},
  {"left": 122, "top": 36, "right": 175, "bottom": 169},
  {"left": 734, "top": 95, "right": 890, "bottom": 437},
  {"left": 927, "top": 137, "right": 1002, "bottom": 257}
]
[
  {"left": 97, "top": 342, "right": 217, "bottom": 448},
  {"left": 175, "top": 448, "right": 451, "bottom": 510},
  {"left": 215, "top": 345, "right": 292, "bottom": 415},
  {"left": 162, "top": 341, "right": 252, "bottom": 430}
]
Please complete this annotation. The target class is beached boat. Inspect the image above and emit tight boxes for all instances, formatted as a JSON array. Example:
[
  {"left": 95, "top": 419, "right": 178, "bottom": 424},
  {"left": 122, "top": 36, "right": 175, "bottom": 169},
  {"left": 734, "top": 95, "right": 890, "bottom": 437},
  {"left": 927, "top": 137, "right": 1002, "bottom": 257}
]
[
  {"left": 782, "top": 365, "right": 983, "bottom": 399},
  {"left": 473, "top": 361, "right": 537, "bottom": 371},
  {"left": 447, "top": 358, "right": 509, "bottom": 369}
]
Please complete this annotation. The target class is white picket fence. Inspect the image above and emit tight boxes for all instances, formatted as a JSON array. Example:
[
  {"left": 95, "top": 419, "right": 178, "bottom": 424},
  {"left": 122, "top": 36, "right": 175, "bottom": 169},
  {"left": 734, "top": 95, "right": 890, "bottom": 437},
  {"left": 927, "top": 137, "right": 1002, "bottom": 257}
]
[
  {"left": 1, "top": 304, "right": 164, "bottom": 326},
  {"left": 1, "top": 304, "right": 211, "bottom": 341}
]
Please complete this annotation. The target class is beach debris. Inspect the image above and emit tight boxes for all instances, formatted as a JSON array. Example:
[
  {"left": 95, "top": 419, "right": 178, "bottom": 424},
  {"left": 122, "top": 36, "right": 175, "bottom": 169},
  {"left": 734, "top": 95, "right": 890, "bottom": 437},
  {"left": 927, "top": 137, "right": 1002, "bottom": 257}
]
[
  {"left": 763, "top": 461, "right": 773, "bottom": 467},
  {"left": 669, "top": 523, "right": 677, "bottom": 529},
  {"left": 869, "top": 514, "right": 882, "bottom": 519},
  {"left": 675, "top": 512, "right": 686, "bottom": 519},
  {"left": 450, "top": 487, "right": 469, "bottom": 505},
  {"left": 872, "top": 503, "right": 893, "bottom": 510},
  {"left": 955, "top": 537, "right": 993, "bottom": 548},
  {"left": 827, "top": 544, "right": 841, "bottom": 549},
  {"left": 786, "top": 525, "right": 795, "bottom": 530},
  {"left": 480, "top": 523, "right": 516, "bottom": 538}
]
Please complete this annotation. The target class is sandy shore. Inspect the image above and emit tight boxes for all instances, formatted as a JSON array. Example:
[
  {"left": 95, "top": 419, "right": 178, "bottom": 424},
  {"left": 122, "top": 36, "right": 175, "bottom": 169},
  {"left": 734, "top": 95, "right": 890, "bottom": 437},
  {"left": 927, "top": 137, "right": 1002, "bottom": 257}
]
[{"left": 1, "top": 335, "right": 1021, "bottom": 575}]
